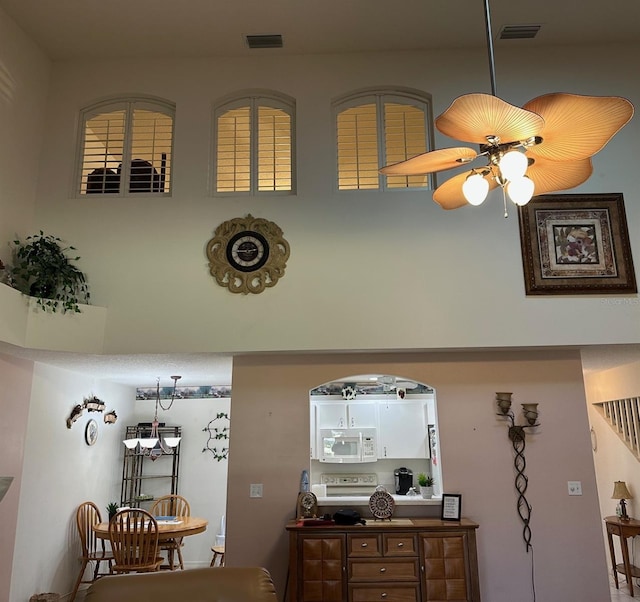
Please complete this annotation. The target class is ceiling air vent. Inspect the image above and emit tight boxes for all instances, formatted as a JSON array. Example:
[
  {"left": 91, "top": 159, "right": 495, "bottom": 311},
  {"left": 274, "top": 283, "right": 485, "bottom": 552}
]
[
  {"left": 498, "top": 24, "right": 541, "bottom": 40},
  {"left": 245, "top": 34, "right": 283, "bottom": 49}
]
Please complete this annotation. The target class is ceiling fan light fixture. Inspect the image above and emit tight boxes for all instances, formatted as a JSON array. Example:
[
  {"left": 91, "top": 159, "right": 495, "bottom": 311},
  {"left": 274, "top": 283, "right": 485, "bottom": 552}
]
[
  {"left": 506, "top": 176, "right": 535, "bottom": 206},
  {"left": 499, "top": 150, "right": 528, "bottom": 181},
  {"left": 462, "top": 172, "right": 490, "bottom": 206}
]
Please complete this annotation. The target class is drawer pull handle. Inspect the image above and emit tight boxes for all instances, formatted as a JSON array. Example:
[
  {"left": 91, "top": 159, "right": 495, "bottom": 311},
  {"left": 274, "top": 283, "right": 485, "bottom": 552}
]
[
  {"left": 380, "top": 567, "right": 386, "bottom": 573},
  {"left": 381, "top": 594, "right": 387, "bottom": 599},
  {"left": 397, "top": 542, "right": 404, "bottom": 548},
  {"left": 361, "top": 542, "right": 368, "bottom": 548}
]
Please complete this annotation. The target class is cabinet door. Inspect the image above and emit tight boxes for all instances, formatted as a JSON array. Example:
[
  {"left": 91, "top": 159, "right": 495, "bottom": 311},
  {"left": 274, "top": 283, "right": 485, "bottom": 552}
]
[
  {"left": 316, "top": 403, "right": 348, "bottom": 429},
  {"left": 378, "top": 401, "right": 427, "bottom": 459},
  {"left": 347, "top": 402, "right": 377, "bottom": 428},
  {"left": 420, "top": 532, "right": 474, "bottom": 602},
  {"left": 300, "top": 535, "right": 346, "bottom": 602}
]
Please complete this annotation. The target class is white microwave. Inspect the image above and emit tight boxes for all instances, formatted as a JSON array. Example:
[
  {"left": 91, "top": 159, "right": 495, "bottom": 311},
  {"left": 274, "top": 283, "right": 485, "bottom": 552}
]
[{"left": 319, "top": 428, "right": 377, "bottom": 463}]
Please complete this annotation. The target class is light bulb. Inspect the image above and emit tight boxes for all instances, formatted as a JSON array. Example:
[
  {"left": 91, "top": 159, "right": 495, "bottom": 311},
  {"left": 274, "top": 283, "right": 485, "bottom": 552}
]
[
  {"left": 507, "top": 176, "right": 534, "bottom": 206},
  {"left": 499, "top": 150, "right": 528, "bottom": 181},
  {"left": 462, "top": 173, "right": 489, "bottom": 206}
]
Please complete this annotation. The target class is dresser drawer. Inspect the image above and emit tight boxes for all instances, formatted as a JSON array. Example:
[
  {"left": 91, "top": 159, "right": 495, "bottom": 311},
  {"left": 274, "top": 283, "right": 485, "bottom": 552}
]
[
  {"left": 348, "top": 534, "right": 382, "bottom": 557},
  {"left": 349, "top": 583, "right": 420, "bottom": 602},
  {"left": 348, "top": 559, "right": 420, "bottom": 582},
  {"left": 383, "top": 533, "right": 417, "bottom": 556}
]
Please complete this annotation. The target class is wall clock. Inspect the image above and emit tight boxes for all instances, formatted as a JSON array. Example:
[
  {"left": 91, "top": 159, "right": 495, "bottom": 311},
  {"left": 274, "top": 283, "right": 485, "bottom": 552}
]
[
  {"left": 85, "top": 419, "right": 98, "bottom": 446},
  {"left": 206, "top": 215, "right": 290, "bottom": 294}
]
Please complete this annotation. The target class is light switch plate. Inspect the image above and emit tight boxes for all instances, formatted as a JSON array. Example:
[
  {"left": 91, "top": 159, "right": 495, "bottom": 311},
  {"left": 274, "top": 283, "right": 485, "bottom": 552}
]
[
  {"left": 250, "top": 483, "right": 263, "bottom": 498},
  {"left": 568, "top": 481, "right": 582, "bottom": 496}
]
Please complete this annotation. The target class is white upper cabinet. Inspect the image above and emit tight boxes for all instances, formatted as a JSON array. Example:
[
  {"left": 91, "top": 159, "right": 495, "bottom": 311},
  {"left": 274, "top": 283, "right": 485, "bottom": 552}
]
[
  {"left": 315, "top": 401, "right": 377, "bottom": 429},
  {"left": 378, "top": 400, "right": 428, "bottom": 459}
]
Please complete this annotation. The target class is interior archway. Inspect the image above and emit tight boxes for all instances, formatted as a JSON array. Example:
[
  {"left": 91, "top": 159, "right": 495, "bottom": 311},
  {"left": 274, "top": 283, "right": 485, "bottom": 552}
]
[{"left": 308, "top": 373, "right": 442, "bottom": 500}]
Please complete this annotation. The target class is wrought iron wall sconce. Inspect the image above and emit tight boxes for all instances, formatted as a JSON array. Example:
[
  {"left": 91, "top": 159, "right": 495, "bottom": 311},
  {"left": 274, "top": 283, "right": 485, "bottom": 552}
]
[{"left": 496, "top": 392, "right": 540, "bottom": 552}]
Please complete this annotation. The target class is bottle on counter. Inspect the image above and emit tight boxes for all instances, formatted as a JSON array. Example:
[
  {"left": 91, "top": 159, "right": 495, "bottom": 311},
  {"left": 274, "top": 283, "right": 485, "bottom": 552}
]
[{"left": 300, "top": 470, "right": 310, "bottom": 492}]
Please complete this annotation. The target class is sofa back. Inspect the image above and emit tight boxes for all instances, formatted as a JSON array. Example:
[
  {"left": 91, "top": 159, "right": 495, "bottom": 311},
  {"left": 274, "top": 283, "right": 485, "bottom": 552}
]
[{"left": 85, "top": 566, "right": 278, "bottom": 602}]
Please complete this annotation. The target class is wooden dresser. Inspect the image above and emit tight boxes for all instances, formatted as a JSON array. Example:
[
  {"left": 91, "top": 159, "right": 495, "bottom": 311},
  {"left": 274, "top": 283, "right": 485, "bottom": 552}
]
[{"left": 286, "top": 518, "right": 480, "bottom": 602}]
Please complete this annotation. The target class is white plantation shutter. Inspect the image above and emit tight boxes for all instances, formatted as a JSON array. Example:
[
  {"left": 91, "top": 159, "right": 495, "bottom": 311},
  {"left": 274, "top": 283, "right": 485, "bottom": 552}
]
[
  {"left": 334, "top": 89, "right": 433, "bottom": 191},
  {"left": 214, "top": 92, "right": 295, "bottom": 195},
  {"left": 336, "top": 103, "right": 379, "bottom": 190},
  {"left": 78, "top": 97, "right": 174, "bottom": 196}
]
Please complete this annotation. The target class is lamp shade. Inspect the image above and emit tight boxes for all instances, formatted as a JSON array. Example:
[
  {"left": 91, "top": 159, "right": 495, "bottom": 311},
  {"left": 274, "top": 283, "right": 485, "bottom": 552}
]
[
  {"left": 0, "top": 476, "right": 14, "bottom": 502},
  {"left": 612, "top": 481, "right": 632, "bottom": 500}
]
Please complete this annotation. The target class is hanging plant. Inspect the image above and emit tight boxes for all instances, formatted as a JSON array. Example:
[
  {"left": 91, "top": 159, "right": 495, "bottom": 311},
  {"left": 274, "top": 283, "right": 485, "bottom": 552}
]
[{"left": 9, "top": 231, "right": 90, "bottom": 313}]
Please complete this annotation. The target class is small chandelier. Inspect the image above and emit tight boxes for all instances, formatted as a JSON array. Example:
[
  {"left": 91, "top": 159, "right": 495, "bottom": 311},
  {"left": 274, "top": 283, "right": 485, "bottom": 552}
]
[{"left": 123, "top": 376, "right": 182, "bottom": 459}]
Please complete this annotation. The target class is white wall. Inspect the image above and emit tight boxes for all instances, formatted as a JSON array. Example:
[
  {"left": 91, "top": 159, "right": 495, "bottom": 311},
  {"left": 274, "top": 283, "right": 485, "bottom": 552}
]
[
  {"left": 131, "top": 395, "right": 230, "bottom": 566},
  {"left": 0, "top": 6, "right": 51, "bottom": 265},
  {"left": 582, "top": 349, "right": 640, "bottom": 572},
  {"left": 28, "top": 43, "right": 640, "bottom": 357},
  {"left": 10, "top": 364, "right": 133, "bottom": 602}
]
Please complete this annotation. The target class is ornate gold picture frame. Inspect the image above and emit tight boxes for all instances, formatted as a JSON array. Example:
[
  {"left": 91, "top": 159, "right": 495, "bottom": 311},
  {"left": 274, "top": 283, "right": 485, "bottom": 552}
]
[{"left": 518, "top": 193, "right": 636, "bottom": 295}]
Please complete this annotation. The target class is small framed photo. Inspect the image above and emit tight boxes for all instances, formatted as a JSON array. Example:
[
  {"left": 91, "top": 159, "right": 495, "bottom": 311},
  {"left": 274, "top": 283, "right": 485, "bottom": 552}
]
[{"left": 441, "top": 493, "right": 462, "bottom": 521}]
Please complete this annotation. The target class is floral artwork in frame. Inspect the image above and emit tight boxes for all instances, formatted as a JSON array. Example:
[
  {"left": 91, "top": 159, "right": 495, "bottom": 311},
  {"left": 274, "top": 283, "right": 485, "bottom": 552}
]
[{"left": 518, "top": 193, "right": 637, "bottom": 295}]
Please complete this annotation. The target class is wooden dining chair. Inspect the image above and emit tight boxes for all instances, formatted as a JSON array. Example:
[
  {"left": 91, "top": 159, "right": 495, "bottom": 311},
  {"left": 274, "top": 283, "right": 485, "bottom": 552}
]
[
  {"left": 70, "top": 501, "right": 114, "bottom": 602},
  {"left": 108, "top": 508, "right": 163, "bottom": 574},
  {"left": 150, "top": 494, "right": 190, "bottom": 570}
]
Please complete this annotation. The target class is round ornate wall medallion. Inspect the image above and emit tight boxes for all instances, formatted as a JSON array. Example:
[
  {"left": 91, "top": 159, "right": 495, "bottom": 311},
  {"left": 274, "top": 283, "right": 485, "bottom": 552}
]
[
  {"left": 206, "top": 215, "right": 290, "bottom": 294},
  {"left": 85, "top": 419, "right": 98, "bottom": 446}
]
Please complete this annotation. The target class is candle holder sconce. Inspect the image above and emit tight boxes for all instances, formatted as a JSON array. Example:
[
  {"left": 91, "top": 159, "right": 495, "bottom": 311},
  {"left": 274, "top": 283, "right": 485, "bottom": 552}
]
[{"left": 496, "top": 392, "right": 540, "bottom": 552}]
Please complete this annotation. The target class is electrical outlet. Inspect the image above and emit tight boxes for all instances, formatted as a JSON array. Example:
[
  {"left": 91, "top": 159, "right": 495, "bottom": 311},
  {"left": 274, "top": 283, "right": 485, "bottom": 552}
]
[
  {"left": 250, "top": 483, "right": 263, "bottom": 498},
  {"left": 568, "top": 481, "right": 582, "bottom": 496}
]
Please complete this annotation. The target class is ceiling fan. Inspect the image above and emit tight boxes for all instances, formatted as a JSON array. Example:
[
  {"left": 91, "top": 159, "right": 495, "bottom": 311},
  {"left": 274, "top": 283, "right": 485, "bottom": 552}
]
[{"left": 379, "top": 0, "right": 634, "bottom": 215}]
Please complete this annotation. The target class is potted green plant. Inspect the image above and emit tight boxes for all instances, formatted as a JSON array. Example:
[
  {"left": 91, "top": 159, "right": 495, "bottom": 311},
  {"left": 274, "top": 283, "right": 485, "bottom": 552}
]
[
  {"left": 106, "top": 502, "right": 119, "bottom": 521},
  {"left": 9, "top": 231, "right": 90, "bottom": 313},
  {"left": 417, "top": 473, "right": 434, "bottom": 499}
]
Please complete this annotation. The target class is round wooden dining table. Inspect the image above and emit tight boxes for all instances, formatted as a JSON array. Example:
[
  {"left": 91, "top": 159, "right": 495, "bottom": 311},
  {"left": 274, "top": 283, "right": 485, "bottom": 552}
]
[{"left": 93, "top": 515, "right": 208, "bottom": 541}]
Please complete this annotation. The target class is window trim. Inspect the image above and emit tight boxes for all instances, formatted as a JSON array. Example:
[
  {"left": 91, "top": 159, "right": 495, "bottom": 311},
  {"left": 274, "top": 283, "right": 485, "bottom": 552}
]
[
  {"left": 332, "top": 86, "right": 435, "bottom": 193},
  {"left": 75, "top": 94, "right": 176, "bottom": 198},
  {"left": 211, "top": 89, "right": 296, "bottom": 197}
]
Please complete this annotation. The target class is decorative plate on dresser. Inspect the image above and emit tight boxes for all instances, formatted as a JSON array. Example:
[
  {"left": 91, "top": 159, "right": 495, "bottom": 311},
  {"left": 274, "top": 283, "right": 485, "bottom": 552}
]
[{"left": 369, "top": 489, "right": 395, "bottom": 521}]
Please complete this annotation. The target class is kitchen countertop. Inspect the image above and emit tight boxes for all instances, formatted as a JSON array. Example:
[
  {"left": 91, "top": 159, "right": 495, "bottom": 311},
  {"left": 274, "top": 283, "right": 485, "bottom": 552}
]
[{"left": 316, "top": 495, "right": 441, "bottom": 506}]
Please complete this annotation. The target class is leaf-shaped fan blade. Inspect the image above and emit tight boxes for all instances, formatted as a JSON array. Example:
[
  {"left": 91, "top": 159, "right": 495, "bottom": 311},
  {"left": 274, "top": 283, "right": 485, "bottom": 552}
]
[
  {"left": 524, "top": 93, "right": 634, "bottom": 161},
  {"left": 432, "top": 170, "right": 499, "bottom": 210},
  {"left": 525, "top": 155, "right": 593, "bottom": 196},
  {"left": 435, "top": 93, "right": 544, "bottom": 145},
  {"left": 379, "top": 147, "right": 478, "bottom": 175}
]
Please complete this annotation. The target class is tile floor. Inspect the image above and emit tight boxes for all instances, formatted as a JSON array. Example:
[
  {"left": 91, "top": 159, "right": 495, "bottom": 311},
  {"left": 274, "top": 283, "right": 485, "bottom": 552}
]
[{"left": 610, "top": 574, "right": 639, "bottom": 601}]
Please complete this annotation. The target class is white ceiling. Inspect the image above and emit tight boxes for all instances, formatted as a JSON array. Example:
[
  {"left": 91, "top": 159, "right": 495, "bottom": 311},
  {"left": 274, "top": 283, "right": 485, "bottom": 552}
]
[
  {"left": 1, "top": 0, "right": 638, "bottom": 61},
  {"left": 0, "top": 341, "right": 233, "bottom": 387}
]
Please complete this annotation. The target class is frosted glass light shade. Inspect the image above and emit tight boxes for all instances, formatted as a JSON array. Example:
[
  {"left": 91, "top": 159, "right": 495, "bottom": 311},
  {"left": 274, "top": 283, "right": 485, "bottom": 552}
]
[
  {"left": 163, "top": 437, "right": 181, "bottom": 448},
  {"left": 507, "top": 176, "right": 535, "bottom": 205},
  {"left": 139, "top": 438, "right": 159, "bottom": 449},
  {"left": 462, "top": 173, "right": 489, "bottom": 205},
  {"left": 499, "top": 150, "right": 528, "bottom": 180},
  {"left": 123, "top": 439, "right": 140, "bottom": 449}
]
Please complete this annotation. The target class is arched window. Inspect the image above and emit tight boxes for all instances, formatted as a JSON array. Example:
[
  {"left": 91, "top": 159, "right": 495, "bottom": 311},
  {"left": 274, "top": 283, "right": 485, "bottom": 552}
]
[
  {"left": 334, "top": 88, "right": 434, "bottom": 191},
  {"left": 77, "top": 96, "right": 175, "bottom": 196},
  {"left": 213, "top": 91, "right": 295, "bottom": 195}
]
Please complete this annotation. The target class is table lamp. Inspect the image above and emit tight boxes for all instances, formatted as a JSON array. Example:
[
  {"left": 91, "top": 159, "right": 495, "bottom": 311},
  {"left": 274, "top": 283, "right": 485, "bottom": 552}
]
[
  {"left": 0, "top": 476, "right": 13, "bottom": 502},
  {"left": 612, "top": 481, "right": 633, "bottom": 520}
]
